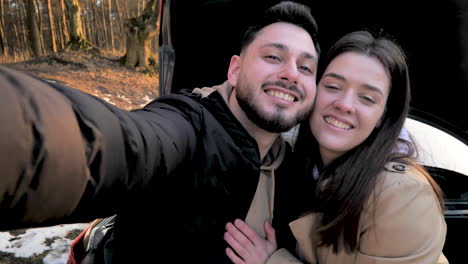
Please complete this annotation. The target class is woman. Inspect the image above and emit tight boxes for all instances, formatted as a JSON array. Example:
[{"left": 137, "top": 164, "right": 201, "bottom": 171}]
[{"left": 223, "top": 31, "right": 447, "bottom": 263}]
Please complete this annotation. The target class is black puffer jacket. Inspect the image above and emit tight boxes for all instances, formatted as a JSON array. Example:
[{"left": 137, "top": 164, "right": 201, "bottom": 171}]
[{"left": 0, "top": 66, "right": 304, "bottom": 263}]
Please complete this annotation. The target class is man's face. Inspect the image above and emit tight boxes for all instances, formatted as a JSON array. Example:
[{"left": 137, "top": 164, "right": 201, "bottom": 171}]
[{"left": 228, "top": 22, "right": 318, "bottom": 133}]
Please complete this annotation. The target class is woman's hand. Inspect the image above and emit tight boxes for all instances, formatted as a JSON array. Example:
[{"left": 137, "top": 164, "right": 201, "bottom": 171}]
[{"left": 224, "top": 219, "right": 277, "bottom": 264}]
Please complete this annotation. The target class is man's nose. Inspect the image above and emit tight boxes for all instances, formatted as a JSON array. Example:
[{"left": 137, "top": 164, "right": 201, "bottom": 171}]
[{"left": 278, "top": 61, "right": 299, "bottom": 84}]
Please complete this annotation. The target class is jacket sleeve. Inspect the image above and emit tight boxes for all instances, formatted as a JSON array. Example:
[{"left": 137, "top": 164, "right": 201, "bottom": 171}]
[
  {"left": 356, "top": 166, "right": 447, "bottom": 264},
  {"left": 0, "top": 66, "right": 198, "bottom": 229}
]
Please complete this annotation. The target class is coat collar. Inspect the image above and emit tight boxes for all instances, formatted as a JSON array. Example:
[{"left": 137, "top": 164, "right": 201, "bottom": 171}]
[{"left": 192, "top": 81, "right": 287, "bottom": 169}]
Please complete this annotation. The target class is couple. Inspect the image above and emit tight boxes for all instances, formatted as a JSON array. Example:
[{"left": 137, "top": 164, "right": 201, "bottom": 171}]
[
  {"left": 195, "top": 18, "right": 446, "bottom": 264},
  {"left": 0, "top": 1, "right": 445, "bottom": 263}
]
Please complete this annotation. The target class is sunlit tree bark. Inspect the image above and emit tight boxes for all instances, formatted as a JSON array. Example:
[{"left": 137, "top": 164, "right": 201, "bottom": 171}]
[
  {"left": 60, "top": 0, "right": 69, "bottom": 49},
  {"left": 64, "top": 0, "right": 93, "bottom": 51},
  {"left": 122, "top": 0, "right": 159, "bottom": 73},
  {"left": 46, "top": 0, "right": 57, "bottom": 52}
]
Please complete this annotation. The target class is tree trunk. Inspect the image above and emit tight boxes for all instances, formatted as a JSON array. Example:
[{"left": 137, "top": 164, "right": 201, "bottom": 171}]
[
  {"left": 64, "top": 0, "right": 93, "bottom": 51},
  {"left": 90, "top": 2, "right": 102, "bottom": 48},
  {"left": 0, "top": 23, "right": 6, "bottom": 58},
  {"left": 0, "top": 0, "right": 7, "bottom": 57},
  {"left": 19, "top": 1, "right": 30, "bottom": 57},
  {"left": 137, "top": 0, "right": 142, "bottom": 16},
  {"left": 100, "top": 0, "right": 109, "bottom": 50},
  {"left": 56, "top": 15, "right": 64, "bottom": 49},
  {"left": 12, "top": 1, "right": 24, "bottom": 59},
  {"left": 26, "top": 0, "right": 43, "bottom": 56},
  {"left": 83, "top": 0, "right": 93, "bottom": 44},
  {"left": 107, "top": 0, "right": 115, "bottom": 52},
  {"left": 81, "top": 0, "right": 91, "bottom": 41},
  {"left": 60, "top": 0, "right": 69, "bottom": 48},
  {"left": 123, "top": 0, "right": 130, "bottom": 22},
  {"left": 114, "top": 0, "right": 124, "bottom": 52},
  {"left": 122, "top": 0, "right": 159, "bottom": 72},
  {"left": 35, "top": 0, "right": 45, "bottom": 54},
  {"left": 46, "top": 0, "right": 57, "bottom": 52}
]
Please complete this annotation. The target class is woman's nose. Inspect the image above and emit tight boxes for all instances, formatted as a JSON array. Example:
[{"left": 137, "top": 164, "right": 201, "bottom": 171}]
[{"left": 334, "top": 94, "right": 354, "bottom": 113}]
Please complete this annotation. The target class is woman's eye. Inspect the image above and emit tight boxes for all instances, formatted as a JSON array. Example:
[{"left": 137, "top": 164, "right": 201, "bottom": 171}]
[
  {"left": 361, "top": 96, "right": 376, "bottom": 104},
  {"left": 324, "top": 85, "right": 340, "bottom": 90}
]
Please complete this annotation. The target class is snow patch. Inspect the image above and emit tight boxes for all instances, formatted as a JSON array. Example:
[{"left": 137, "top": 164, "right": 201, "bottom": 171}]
[{"left": 0, "top": 223, "right": 89, "bottom": 263}]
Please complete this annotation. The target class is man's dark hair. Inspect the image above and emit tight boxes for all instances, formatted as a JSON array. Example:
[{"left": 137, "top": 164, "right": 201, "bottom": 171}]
[{"left": 240, "top": 1, "right": 320, "bottom": 56}]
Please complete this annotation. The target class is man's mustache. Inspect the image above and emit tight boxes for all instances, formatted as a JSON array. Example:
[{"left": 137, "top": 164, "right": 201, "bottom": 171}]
[{"left": 262, "top": 81, "right": 302, "bottom": 99}]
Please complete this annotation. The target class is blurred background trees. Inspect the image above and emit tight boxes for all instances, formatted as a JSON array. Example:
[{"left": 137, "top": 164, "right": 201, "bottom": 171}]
[{"left": 0, "top": 0, "right": 160, "bottom": 70}]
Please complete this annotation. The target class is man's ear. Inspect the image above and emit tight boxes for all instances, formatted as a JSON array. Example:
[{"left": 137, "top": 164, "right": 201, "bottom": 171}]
[{"left": 227, "top": 55, "right": 241, "bottom": 87}]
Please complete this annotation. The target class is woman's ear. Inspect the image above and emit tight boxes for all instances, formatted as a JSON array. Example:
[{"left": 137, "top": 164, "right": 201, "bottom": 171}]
[{"left": 227, "top": 55, "right": 241, "bottom": 87}]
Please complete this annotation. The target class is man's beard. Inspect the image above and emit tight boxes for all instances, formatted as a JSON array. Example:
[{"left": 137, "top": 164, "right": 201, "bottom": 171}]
[{"left": 236, "top": 82, "right": 311, "bottom": 133}]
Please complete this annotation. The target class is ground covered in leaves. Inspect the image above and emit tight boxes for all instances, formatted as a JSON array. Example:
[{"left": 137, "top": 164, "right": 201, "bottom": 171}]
[{"left": 3, "top": 50, "right": 159, "bottom": 110}]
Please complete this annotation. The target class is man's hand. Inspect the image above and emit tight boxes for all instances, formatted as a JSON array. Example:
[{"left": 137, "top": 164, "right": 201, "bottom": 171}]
[{"left": 224, "top": 219, "right": 277, "bottom": 264}]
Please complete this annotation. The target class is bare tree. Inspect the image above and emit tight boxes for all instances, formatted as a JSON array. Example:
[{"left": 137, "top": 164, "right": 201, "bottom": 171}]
[
  {"left": 35, "top": 0, "right": 45, "bottom": 54},
  {"left": 11, "top": 1, "right": 24, "bottom": 59},
  {"left": 100, "top": 0, "right": 109, "bottom": 49},
  {"left": 64, "top": 0, "right": 93, "bottom": 51},
  {"left": 26, "top": 0, "right": 43, "bottom": 56},
  {"left": 46, "top": 0, "right": 57, "bottom": 52},
  {"left": 60, "top": 0, "right": 69, "bottom": 48},
  {"left": 122, "top": 0, "right": 159, "bottom": 72},
  {"left": 90, "top": 1, "right": 102, "bottom": 48},
  {"left": 20, "top": 0, "right": 33, "bottom": 58},
  {"left": 107, "top": 0, "right": 114, "bottom": 51},
  {"left": 114, "top": 0, "right": 125, "bottom": 52},
  {"left": 0, "top": 0, "right": 7, "bottom": 57},
  {"left": 122, "top": 0, "right": 130, "bottom": 22}
]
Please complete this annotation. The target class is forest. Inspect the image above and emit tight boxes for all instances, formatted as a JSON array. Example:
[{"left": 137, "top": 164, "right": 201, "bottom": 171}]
[{"left": 0, "top": 0, "right": 160, "bottom": 72}]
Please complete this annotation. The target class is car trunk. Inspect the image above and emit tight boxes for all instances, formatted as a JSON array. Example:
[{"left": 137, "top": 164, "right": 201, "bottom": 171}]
[{"left": 157, "top": 1, "right": 468, "bottom": 263}]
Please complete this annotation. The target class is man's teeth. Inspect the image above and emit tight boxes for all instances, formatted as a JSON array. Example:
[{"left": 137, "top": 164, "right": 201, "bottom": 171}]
[
  {"left": 266, "top": 90, "right": 295, "bottom": 102},
  {"left": 324, "top": 116, "right": 352, "bottom": 130}
]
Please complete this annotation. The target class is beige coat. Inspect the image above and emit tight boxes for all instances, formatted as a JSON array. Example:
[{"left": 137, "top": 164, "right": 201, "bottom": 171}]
[{"left": 267, "top": 162, "right": 448, "bottom": 264}]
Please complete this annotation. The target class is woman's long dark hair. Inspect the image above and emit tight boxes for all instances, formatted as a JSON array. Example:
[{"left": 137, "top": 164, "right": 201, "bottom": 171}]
[{"left": 295, "top": 31, "right": 445, "bottom": 253}]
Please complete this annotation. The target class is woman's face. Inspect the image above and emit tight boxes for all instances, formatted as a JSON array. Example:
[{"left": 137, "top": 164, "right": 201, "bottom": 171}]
[{"left": 310, "top": 52, "right": 390, "bottom": 165}]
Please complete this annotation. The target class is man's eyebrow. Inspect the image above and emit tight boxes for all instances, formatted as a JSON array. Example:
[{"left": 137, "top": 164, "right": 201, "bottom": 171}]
[
  {"left": 261, "top": 43, "right": 317, "bottom": 61},
  {"left": 323, "top": 72, "right": 384, "bottom": 96}
]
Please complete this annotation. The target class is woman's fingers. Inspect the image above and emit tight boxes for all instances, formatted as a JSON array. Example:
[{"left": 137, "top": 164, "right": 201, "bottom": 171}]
[
  {"left": 264, "top": 221, "right": 276, "bottom": 245},
  {"left": 226, "top": 247, "right": 246, "bottom": 264},
  {"left": 224, "top": 219, "right": 278, "bottom": 264},
  {"left": 224, "top": 226, "right": 250, "bottom": 258},
  {"left": 233, "top": 219, "right": 263, "bottom": 245}
]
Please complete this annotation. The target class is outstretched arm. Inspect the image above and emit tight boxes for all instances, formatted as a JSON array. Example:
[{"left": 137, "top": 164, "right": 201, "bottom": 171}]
[{"left": 0, "top": 66, "right": 198, "bottom": 230}]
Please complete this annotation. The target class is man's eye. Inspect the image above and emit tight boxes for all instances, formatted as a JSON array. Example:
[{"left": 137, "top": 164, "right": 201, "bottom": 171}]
[
  {"left": 299, "top": 66, "right": 313, "bottom": 74},
  {"left": 264, "top": 55, "right": 280, "bottom": 62}
]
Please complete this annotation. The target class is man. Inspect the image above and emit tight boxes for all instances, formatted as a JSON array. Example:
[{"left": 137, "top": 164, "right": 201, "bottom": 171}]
[{"left": 0, "top": 1, "right": 319, "bottom": 263}]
